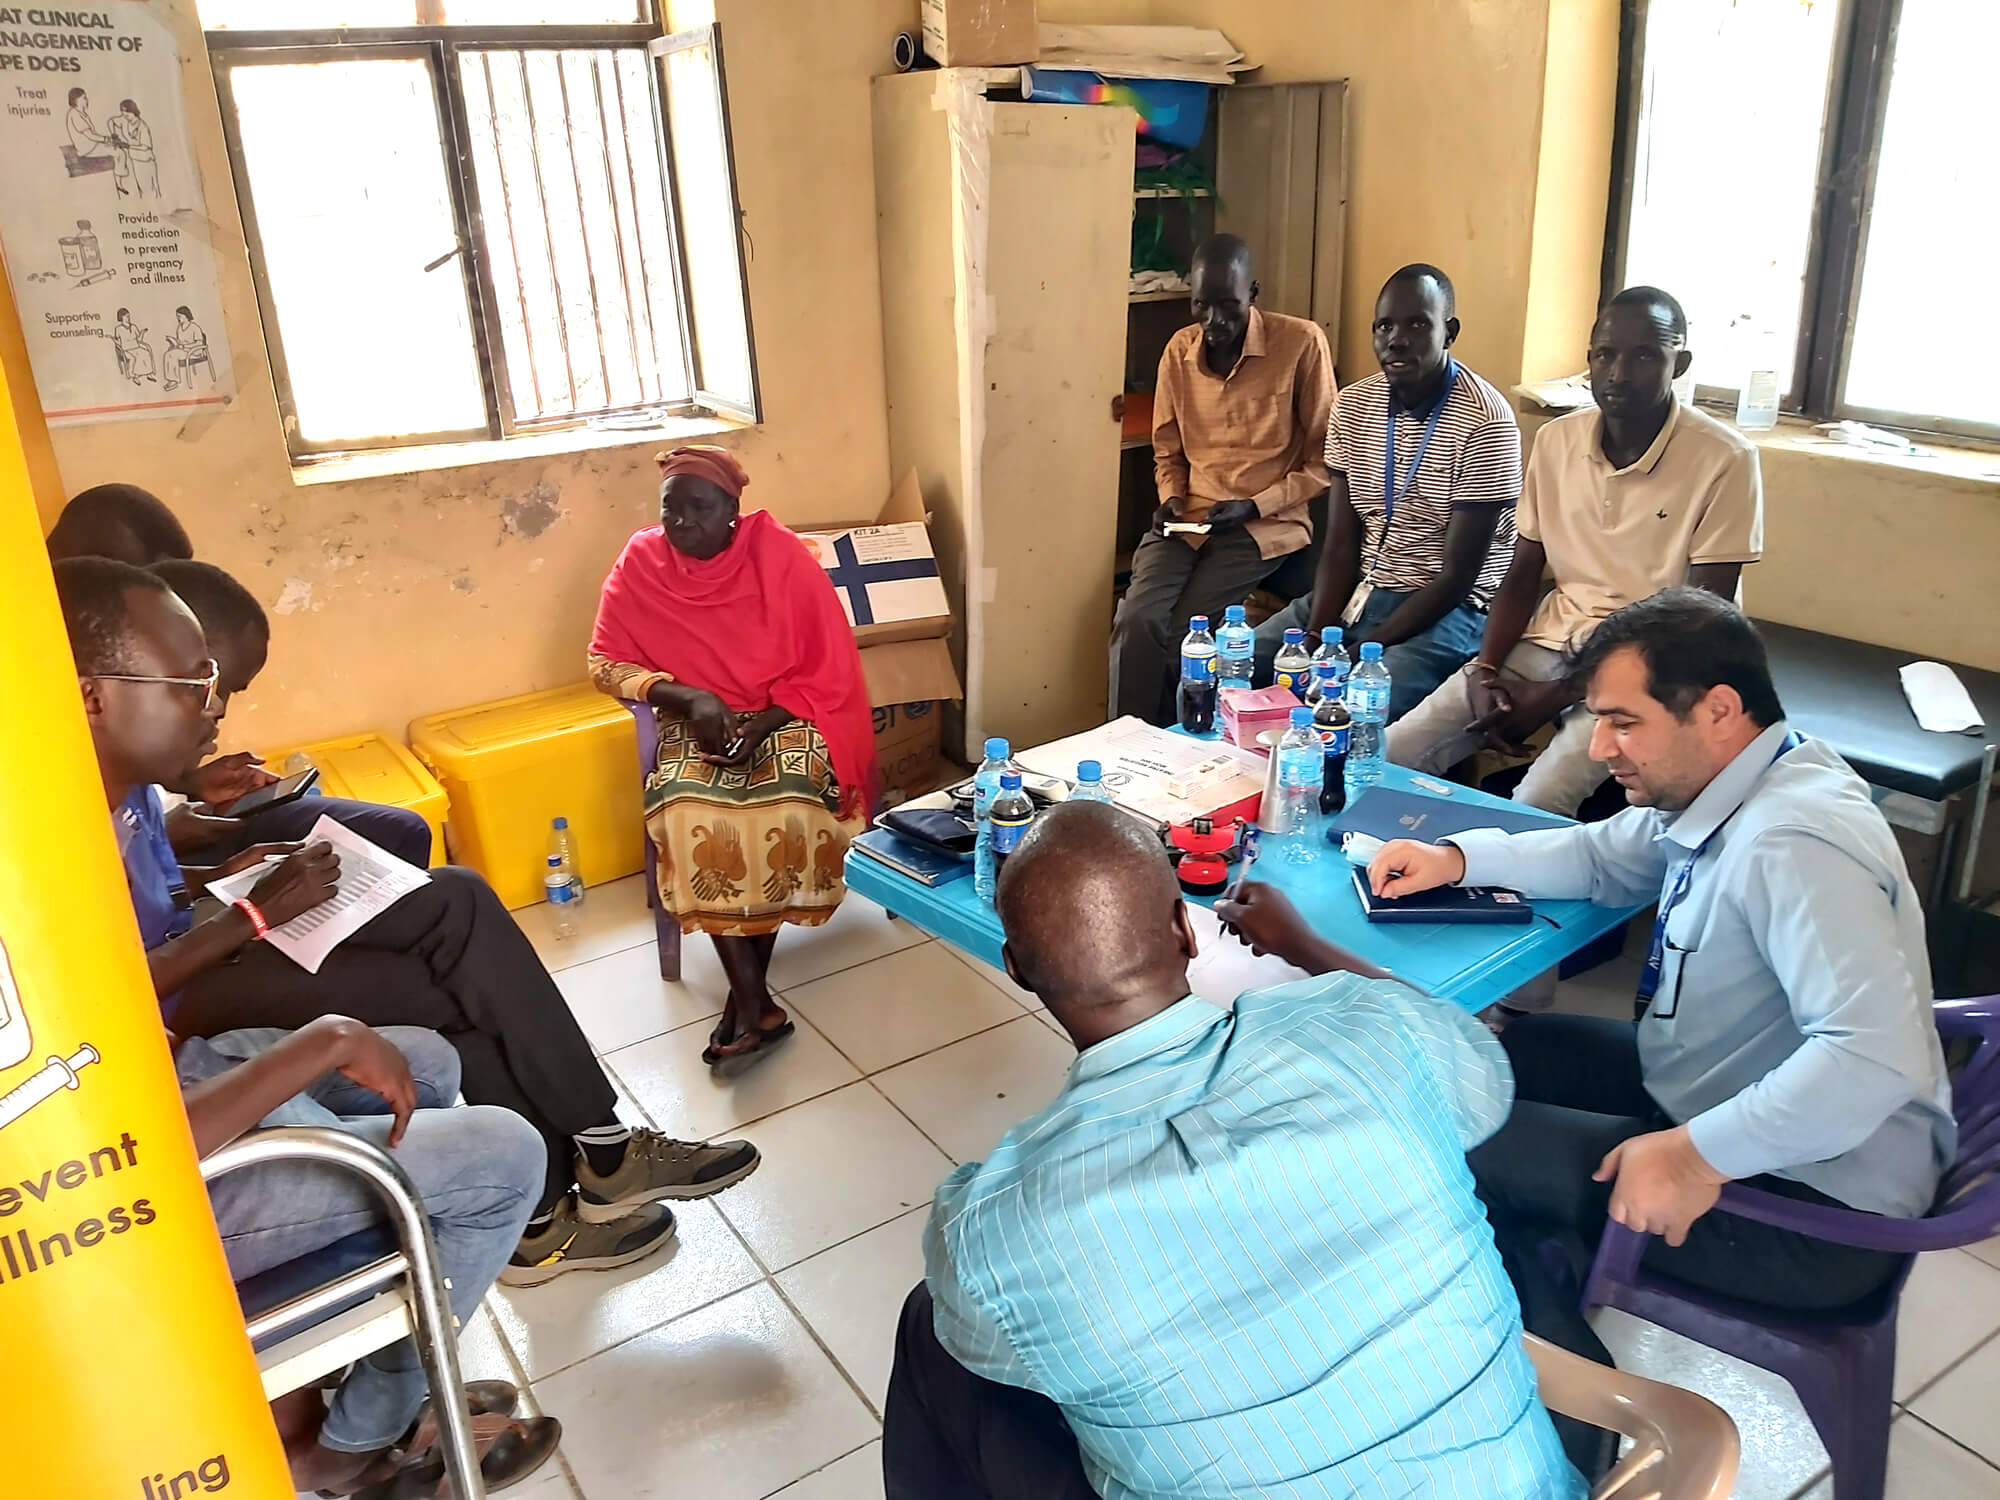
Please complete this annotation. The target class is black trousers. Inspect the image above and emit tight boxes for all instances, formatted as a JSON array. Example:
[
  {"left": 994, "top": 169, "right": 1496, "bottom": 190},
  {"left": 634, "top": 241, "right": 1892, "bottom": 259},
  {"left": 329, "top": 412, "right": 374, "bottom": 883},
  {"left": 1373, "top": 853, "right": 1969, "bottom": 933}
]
[
  {"left": 1470, "top": 1013, "right": 1906, "bottom": 1367},
  {"left": 172, "top": 866, "right": 617, "bottom": 1210},
  {"left": 191, "top": 794, "right": 433, "bottom": 868},
  {"left": 1108, "top": 528, "right": 1291, "bottom": 723},
  {"left": 883, "top": 1284, "right": 1098, "bottom": 1500}
]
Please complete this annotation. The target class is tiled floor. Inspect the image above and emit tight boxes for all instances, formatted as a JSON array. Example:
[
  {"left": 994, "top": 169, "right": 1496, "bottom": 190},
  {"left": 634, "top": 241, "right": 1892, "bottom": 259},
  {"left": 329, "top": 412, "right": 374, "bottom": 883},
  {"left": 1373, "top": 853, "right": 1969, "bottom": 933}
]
[{"left": 413, "top": 877, "right": 2000, "bottom": 1499}]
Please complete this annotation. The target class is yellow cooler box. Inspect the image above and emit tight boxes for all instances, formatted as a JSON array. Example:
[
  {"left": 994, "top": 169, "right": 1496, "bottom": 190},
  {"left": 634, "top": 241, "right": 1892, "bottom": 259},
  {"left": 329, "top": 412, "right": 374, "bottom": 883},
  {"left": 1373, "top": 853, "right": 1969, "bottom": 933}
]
[
  {"left": 408, "top": 683, "right": 644, "bottom": 910},
  {"left": 259, "top": 731, "right": 450, "bottom": 867}
]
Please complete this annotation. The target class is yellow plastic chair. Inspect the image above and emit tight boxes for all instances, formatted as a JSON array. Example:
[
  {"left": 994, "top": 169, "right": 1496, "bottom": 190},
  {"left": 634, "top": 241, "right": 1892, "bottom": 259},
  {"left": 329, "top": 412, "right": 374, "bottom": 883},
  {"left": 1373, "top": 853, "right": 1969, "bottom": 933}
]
[{"left": 1526, "top": 1333, "right": 1740, "bottom": 1500}]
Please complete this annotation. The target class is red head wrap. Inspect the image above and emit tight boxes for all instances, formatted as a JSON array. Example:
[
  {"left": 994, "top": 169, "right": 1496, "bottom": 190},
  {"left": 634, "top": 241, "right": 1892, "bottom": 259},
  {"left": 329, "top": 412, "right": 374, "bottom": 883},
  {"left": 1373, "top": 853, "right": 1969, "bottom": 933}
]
[{"left": 655, "top": 444, "right": 750, "bottom": 500}]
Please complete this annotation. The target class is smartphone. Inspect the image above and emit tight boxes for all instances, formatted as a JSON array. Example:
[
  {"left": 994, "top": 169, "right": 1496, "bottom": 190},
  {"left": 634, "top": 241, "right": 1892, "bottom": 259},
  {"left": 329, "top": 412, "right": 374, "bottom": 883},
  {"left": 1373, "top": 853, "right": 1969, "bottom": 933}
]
[
  {"left": 1163, "top": 521, "right": 1213, "bottom": 536},
  {"left": 220, "top": 765, "right": 321, "bottom": 819}
]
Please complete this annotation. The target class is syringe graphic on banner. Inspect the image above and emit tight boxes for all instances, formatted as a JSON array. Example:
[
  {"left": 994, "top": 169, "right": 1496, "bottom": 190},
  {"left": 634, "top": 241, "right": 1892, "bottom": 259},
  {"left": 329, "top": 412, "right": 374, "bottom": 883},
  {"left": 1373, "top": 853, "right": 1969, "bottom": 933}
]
[{"left": 0, "top": 1045, "right": 100, "bottom": 1131}]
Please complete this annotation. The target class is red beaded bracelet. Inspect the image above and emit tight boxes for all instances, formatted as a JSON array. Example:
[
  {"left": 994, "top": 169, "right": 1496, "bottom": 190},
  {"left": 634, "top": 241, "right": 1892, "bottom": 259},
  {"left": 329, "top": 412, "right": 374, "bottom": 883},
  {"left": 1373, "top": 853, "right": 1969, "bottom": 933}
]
[{"left": 232, "top": 897, "right": 270, "bottom": 939}]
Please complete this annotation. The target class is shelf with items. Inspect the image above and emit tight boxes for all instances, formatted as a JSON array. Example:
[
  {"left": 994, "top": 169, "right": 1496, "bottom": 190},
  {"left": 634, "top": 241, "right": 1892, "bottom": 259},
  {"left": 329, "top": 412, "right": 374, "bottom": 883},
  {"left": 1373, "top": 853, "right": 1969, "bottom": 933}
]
[{"left": 1129, "top": 288, "right": 1190, "bottom": 303}]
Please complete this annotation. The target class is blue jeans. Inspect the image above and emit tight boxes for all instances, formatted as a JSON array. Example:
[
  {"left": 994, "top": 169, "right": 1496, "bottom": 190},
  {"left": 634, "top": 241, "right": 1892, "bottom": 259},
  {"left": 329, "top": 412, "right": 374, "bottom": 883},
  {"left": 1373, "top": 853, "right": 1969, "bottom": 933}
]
[
  {"left": 1252, "top": 586, "right": 1486, "bottom": 723},
  {"left": 181, "top": 1027, "right": 543, "bottom": 1452}
]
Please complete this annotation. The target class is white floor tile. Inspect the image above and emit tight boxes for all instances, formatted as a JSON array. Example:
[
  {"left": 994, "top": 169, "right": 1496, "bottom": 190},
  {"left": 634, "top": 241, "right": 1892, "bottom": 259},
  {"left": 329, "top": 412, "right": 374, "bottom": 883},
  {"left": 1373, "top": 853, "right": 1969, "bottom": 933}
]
[
  {"left": 535, "top": 1282, "right": 878, "bottom": 1500},
  {"left": 871, "top": 1015, "right": 1075, "bottom": 1164},
  {"left": 1593, "top": 1306, "right": 1829, "bottom": 1500},
  {"left": 766, "top": 894, "right": 930, "bottom": 991},
  {"left": 501, "top": 1469, "right": 577, "bottom": 1500},
  {"left": 718, "top": 1085, "right": 950, "bottom": 1270},
  {"left": 766, "top": 1441, "right": 885, "bottom": 1500},
  {"left": 555, "top": 940, "right": 729, "bottom": 1054},
  {"left": 785, "top": 943, "right": 1026, "bottom": 1074},
  {"left": 607, "top": 1012, "right": 862, "bottom": 1140},
  {"left": 1967, "top": 1236, "right": 2000, "bottom": 1274},
  {"left": 1909, "top": 1332, "right": 2000, "bottom": 1464},
  {"left": 1794, "top": 1413, "right": 2000, "bottom": 1499},
  {"left": 938, "top": 942, "right": 1038, "bottom": 1009},
  {"left": 517, "top": 874, "right": 659, "bottom": 972},
  {"left": 776, "top": 1208, "right": 929, "bottom": 1410},
  {"left": 457, "top": 1300, "right": 521, "bottom": 1388},
  {"left": 489, "top": 1199, "right": 763, "bottom": 1380},
  {"left": 1895, "top": 1249, "right": 2000, "bottom": 1400}
]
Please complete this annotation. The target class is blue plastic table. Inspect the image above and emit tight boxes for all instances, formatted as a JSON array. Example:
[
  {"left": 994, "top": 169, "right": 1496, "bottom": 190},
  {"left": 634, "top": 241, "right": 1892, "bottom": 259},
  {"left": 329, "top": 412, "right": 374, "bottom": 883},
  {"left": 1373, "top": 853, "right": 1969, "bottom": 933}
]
[{"left": 845, "top": 761, "right": 1640, "bottom": 1013}]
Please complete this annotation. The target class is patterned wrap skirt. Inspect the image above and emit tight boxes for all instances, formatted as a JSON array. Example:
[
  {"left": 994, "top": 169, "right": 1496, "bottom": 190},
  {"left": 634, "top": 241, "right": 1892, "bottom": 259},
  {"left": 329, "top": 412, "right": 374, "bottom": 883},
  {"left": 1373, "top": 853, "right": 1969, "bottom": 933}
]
[{"left": 643, "top": 712, "right": 863, "bottom": 937}]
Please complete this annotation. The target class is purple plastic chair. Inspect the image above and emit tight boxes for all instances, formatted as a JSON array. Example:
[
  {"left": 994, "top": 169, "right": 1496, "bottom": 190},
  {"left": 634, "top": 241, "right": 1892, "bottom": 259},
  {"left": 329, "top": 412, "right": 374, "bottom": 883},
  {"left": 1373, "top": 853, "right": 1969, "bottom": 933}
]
[
  {"left": 622, "top": 699, "right": 682, "bottom": 982},
  {"left": 1582, "top": 995, "right": 2000, "bottom": 1500}
]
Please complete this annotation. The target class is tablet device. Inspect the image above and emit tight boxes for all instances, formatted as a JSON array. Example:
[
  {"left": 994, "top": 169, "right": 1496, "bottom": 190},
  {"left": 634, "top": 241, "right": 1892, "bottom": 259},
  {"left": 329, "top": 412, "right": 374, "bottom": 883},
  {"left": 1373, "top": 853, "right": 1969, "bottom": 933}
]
[
  {"left": 1349, "top": 867, "right": 1533, "bottom": 924},
  {"left": 220, "top": 765, "right": 321, "bottom": 819}
]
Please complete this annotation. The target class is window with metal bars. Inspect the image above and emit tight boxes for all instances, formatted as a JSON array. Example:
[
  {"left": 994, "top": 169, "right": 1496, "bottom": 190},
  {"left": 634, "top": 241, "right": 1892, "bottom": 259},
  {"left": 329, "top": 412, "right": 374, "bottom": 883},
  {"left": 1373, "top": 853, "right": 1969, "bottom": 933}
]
[{"left": 206, "top": 6, "right": 757, "bottom": 462}]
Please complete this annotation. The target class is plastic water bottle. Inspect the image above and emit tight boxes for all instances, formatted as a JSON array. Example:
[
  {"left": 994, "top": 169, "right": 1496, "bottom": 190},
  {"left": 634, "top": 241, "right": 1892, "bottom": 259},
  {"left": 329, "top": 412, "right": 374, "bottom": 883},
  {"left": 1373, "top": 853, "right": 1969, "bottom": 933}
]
[
  {"left": 1272, "top": 627, "right": 1311, "bottom": 697},
  {"left": 1177, "top": 615, "right": 1218, "bottom": 734},
  {"left": 1071, "top": 759, "right": 1113, "bottom": 804},
  {"left": 973, "top": 737, "right": 1012, "bottom": 901},
  {"left": 1343, "top": 642, "right": 1392, "bottom": 794},
  {"left": 544, "top": 816, "right": 585, "bottom": 939},
  {"left": 1734, "top": 318, "right": 1781, "bottom": 432},
  {"left": 1271, "top": 706, "right": 1323, "bottom": 864},
  {"left": 1217, "top": 605, "right": 1255, "bottom": 697},
  {"left": 988, "top": 772, "right": 1035, "bottom": 877},
  {"left": 1308, "top": 627, "right": 1350, "bottom": 706}
]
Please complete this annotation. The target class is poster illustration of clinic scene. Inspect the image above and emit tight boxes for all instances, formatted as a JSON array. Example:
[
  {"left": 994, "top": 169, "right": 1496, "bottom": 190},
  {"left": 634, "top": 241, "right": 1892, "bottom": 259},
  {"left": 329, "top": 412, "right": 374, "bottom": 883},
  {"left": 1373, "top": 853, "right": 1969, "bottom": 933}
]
[{"left": 0, "top": 2, "right": 233, "bottom": 425}]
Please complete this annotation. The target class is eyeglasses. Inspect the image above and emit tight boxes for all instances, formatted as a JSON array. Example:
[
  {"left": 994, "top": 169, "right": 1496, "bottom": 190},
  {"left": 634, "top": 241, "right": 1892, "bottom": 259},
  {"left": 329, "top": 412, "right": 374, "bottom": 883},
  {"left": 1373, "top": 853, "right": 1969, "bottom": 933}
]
[{"left": 91, "top": 659, "right": 223, "bottom": 713}]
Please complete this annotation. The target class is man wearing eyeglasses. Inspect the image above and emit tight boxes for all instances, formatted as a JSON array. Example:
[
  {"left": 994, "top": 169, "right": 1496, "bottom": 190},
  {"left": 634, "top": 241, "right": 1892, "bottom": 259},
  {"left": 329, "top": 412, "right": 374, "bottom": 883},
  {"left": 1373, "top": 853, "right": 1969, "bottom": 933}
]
[{"left": 57, "top": 557, "right": 763, "bottom": 1288}]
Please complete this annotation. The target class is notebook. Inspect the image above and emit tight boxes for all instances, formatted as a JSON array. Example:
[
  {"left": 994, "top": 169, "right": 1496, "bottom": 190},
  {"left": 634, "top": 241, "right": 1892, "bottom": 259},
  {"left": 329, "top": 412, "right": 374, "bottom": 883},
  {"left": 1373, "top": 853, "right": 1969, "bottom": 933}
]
[
  {"left": 1330, "top": 786, "right": 1572, "bottom": 845},
  {"left": 1348, "top": 867, "right": 1534, "bottom": 925},
  {"left": 850, "top": 827, "right": 973, "bottom": 887}
]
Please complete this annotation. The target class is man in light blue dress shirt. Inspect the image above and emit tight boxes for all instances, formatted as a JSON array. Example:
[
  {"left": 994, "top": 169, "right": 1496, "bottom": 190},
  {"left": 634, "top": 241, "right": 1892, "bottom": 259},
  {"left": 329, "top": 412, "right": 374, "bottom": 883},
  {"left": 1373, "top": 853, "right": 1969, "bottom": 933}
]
[
  {"left": 1362, "top": 589, "right": 1955, "bottom": 1367},
  {"left": 883, "top": 801, "right": 1583, "bottom": 1499}
]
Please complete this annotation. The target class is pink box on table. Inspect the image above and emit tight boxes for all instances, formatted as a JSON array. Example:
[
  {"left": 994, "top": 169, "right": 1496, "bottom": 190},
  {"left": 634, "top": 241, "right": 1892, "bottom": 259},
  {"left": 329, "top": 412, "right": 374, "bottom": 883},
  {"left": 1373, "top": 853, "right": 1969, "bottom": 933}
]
[{"left": 1220, "top": 684, "right": 1304, "bottom": 750}]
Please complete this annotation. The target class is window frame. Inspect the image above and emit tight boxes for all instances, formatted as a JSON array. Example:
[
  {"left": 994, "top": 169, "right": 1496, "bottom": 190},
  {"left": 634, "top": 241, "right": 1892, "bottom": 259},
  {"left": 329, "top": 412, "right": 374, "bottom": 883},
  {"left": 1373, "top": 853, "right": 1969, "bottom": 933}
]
[
  {"left": 1605, "top": 0, "right": 1992, "bottom": 443},
  {"left": 209, "top": 16, "right": 755, "bottom": 462}
]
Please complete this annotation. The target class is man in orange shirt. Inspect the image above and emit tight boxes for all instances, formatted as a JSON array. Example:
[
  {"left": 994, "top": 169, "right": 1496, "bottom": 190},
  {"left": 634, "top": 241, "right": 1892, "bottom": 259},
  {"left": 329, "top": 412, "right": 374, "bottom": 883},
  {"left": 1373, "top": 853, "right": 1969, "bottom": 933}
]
[{"left": 1109, "top": 235, "right": 1335, "bottom": 722}]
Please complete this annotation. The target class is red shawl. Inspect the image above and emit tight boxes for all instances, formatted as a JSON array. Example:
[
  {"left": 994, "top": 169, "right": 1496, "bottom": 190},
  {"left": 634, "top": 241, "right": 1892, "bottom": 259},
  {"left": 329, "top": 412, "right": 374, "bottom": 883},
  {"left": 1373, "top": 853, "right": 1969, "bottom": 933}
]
[{"left": 592, "top": 509, "right": 879, "bottom": 817}]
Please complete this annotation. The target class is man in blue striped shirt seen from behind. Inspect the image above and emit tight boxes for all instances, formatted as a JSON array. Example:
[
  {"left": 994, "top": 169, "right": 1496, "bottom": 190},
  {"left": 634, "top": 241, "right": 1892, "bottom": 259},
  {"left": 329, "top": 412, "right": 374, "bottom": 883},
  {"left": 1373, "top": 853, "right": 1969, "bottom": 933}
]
[{"left": 882, "top": 801, "right": 1583, "bottom": 1499}]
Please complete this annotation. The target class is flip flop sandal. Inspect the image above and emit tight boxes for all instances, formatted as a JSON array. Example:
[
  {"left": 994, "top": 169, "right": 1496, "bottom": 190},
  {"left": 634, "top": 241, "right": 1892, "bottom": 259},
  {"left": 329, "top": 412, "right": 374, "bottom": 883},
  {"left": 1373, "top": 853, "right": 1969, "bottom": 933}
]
[
  {"left": 703, "top": 1019, "right": 796, "bottom": 1075},
  {"left": 347, "top": 1414, "right": 561, "bottom": 1500}
]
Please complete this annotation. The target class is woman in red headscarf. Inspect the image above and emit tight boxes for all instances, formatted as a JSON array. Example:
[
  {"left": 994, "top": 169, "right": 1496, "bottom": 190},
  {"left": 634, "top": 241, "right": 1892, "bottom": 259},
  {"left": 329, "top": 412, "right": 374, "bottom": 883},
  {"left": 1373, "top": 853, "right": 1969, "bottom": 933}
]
[{"left": 591, "top": 446, "right": 879, "bottom": 1071}]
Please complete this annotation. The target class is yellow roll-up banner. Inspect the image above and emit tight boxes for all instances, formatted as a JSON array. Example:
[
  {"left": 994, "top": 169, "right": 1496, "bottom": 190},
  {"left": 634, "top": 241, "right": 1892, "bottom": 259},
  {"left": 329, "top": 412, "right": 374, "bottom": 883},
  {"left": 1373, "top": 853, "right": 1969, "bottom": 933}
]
[{"left": 0, "top": 322, "right": 291, "bottom": 1492}]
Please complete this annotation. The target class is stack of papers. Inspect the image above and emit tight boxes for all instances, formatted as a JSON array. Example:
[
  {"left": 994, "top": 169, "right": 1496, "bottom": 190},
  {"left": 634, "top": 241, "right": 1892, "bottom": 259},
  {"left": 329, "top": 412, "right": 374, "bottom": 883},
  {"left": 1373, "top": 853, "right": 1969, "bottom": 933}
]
[
  {"left": 207, "top": 815, "right": 431, "bottom": 974},
  {"left": 1035, "top": 25, "right": 1253, "bottom": 85},
  {"left": 1017, "top": 718, "right": 1265, "bottom": 824}
]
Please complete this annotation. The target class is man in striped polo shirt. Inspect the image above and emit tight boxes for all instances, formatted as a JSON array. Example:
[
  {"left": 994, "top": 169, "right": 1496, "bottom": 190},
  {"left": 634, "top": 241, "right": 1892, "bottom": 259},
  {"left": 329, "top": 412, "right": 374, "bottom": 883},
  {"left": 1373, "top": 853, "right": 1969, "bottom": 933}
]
[{"left": 1254, "top": 263, "right": 1521, "bottom": 720}]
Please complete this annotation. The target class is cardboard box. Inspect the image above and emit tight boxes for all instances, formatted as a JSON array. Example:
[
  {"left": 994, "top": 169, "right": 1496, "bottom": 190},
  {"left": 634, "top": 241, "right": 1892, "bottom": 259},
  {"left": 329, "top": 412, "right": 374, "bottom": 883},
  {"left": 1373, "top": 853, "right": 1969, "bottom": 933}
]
[
  {"left": 921, "top": 0, "right": 1037, "bottom": 66},
  {"left": 797, "top": 470, "right": 953, "bottom": 649},
  {"left": 860, "top": 636, "right": 962, "bottom": 800}
]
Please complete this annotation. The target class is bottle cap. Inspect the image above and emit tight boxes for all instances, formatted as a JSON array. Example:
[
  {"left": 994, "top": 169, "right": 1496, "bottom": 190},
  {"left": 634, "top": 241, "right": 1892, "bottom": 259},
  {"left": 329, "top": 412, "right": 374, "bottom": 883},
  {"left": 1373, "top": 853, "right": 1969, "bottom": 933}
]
[
  {"left": 552, "top": 816, "right": 568, "bottom": 829},
  {"left": 1361, "top": 641, "right": 1384, "bottom": 660},
  {"left": 546, "top": 853, "right": 562, "bottom": 865},
  {"left": 1224, "top": 604, "right": 1247, "bottom": 623},
  {"left": 1283, "top": 628, "right": 1304, "bottom": 644},
  {"left": 984, "top": 737, "right": 1010, "bottom": 760},
  {"left": 1290, "top": 706, "right": 1314, "bottom": 727},
  {"left": 1324, "top": 626, "right": 1343, "bottom": 643},
  {"left": 1315, "top": 661, "right": 1337, "bottom": 677},
  {"left": 1077, "top": 760, "right": 1102, "bottom": 782},
  {"left": 1000, "top": 771, "right": 1023, "bottom": 789},
  {"left": 1188, "top": 614, "right": 1209, "bottom": 630}
]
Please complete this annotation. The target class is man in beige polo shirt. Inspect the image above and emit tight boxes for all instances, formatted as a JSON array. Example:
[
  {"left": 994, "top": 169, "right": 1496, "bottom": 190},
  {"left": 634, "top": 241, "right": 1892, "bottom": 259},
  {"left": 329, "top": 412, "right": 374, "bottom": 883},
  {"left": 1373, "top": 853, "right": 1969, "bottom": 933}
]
[
  {"left": 1387, "top": 286, "right": 1762, "bottom": 813},
  {"left": 1109, "top": 234, "right": 1335, "bottom": 722}
]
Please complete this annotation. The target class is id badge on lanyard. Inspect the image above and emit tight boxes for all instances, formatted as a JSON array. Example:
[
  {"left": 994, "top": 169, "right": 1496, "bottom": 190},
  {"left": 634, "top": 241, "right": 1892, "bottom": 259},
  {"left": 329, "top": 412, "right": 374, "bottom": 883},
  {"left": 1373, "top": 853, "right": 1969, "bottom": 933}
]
[
  {"left": 1361, "top": 360, "right": 1458, "bottom": 595},
  {"left": 1635, "top": 729, "right": 1805, "bottom": 1019}
]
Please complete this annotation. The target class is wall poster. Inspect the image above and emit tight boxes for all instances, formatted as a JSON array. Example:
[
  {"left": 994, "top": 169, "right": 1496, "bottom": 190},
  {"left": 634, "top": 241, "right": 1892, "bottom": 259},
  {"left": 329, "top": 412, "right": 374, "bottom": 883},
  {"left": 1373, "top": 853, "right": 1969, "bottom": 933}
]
[{"left": 0, "top": 1, "right": 235, "bottom": 424}]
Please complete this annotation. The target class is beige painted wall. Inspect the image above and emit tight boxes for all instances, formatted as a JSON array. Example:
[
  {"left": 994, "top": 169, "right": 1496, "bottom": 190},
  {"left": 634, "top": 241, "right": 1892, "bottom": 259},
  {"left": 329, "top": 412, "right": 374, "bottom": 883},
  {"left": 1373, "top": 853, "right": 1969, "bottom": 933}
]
[{"left": 35, "top": 0, "right": 915, "bottom": 752}]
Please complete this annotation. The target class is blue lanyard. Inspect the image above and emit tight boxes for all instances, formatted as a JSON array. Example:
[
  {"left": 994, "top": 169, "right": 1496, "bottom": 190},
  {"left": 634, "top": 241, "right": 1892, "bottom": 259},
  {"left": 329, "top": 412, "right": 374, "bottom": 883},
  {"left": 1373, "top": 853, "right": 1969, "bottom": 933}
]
[
  {"left": 1372, "top": 360, "right": 1457, "bottom": 573},
  {"left": 1636, "top": 730, "right": 1803, "bottom": 1016}
]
